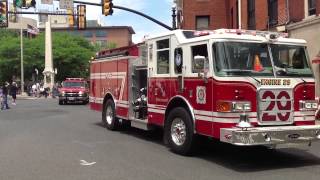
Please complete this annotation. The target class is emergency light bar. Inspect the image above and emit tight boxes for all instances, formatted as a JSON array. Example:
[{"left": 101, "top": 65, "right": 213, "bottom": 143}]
[
  {"left": 66, "top": 78, "right": 84, "bottom": 81},
  {"left": 193, "top": 29, "right": 288, "bottom": 39}
]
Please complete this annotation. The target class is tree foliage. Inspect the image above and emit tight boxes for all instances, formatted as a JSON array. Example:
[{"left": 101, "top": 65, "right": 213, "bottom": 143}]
[{"left": 0, "top": 29, "right": 95, "bottom": 83}]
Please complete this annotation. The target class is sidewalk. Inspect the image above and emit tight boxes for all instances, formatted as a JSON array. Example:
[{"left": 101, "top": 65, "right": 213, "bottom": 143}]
[{"left": 16, "top": 94, "right": 38, "bottom": 100}]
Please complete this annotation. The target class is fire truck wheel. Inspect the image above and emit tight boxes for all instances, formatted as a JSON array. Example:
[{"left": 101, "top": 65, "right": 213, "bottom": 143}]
[
  {"left": 59, "top": 100, "right": 63, "bottom": 105},
  {"left": 102, "top": 99, "right": 119, "bottom": 130},
  {"left": 165, "top": 107, "right": 195, "bottom": 155}
]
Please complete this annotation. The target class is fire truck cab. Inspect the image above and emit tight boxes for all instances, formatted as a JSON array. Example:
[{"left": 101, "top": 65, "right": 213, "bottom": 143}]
[{"left": 90, "top": 29, "right": 320, "bottom": 155}]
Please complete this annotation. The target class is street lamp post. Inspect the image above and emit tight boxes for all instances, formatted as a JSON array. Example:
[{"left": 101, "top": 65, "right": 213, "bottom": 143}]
[{"left": 20, "top": 24, "right": 24, "bottom": 94}]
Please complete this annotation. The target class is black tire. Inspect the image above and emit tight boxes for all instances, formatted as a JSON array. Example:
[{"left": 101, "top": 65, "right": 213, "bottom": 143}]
[
  {"left": 59, "top": 100, "right": 63, "bottom": 105},
  {"left": 102, "top": 99, "right": 119, "bottom": 130},
  {"left": 164, "top": 107, "right": 196, "bottom": 156}
]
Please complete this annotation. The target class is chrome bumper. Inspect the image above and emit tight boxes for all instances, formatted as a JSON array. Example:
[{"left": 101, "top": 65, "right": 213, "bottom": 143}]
[
  {"left": 220, "top": 125, "right": 320, "bottom": 147},
  {"left": 59, "top": 96, "right": 88, "bottom": 101}
]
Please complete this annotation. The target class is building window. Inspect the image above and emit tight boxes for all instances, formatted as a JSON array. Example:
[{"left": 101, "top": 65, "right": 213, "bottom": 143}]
[
  {"left": 83, "top": 31, "right": 93, "bottom": 38},
  {"left": 308, "top": 0, "right": 316, "bottom": 16},
  {"left": 268, "top": 0, "right": 278, "bottom": 26},
  {"left": 247, "top": 0, "right": 255, "bottom": 30},
  {"left": 156, "top": 39, "right": 170, "bottom": 74},
  {"left": 96, "top": 30, "right": 107, "bottom": 37},
  {"left": 196, "top": 16, "right": 210, "bottom": 30}
]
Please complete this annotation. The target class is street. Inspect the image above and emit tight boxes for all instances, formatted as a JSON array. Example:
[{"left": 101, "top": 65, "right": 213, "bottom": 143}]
[{"left": 0, "top": 99, "right": 319, "bottom": 180}]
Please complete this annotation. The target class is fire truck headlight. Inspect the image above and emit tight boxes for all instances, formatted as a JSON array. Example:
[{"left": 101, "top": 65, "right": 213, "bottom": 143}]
[
  {"left": 312, "top": 103, "right": 318, "bottom": 109},
  {"left": 61, "top": 91, "right": 65, "bottom": 96},
  {"left": 217, "top": 101, "right": 251, "bottom": 112},
  {"left": 300, "top": 100, "right": 318, "bottom": 111},
  {"left": 232, "top": 102, "right": 251, "bottom": 112}
]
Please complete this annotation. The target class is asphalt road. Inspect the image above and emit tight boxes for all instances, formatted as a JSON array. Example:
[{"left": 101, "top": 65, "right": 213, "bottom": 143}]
[{"left": 1, "top": 99, "right": 320, "bottom": 180}]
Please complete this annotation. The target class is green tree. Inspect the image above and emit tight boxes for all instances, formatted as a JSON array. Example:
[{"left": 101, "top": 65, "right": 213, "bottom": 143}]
[{"left": 0, "top": 29, "right": 95, "bottom": 83}]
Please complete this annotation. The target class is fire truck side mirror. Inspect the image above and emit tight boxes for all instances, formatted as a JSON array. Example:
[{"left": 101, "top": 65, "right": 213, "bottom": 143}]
[{"left": 194, "top": 55, "right": 209, "bottom": 83}]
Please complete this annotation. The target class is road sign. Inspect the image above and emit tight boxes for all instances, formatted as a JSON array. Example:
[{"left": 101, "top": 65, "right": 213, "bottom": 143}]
[
  {"left": 59, "top": 0, "right": 73, "bottom": 9},
  {"left": 41, "top": 0, "right": 53, "bottom": 5}
]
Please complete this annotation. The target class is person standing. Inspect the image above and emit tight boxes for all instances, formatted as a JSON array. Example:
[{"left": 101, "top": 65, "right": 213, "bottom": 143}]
[
  {"left": 10, "top": 82, "right": 18, "bottom": 105},
  {"left": 0, "top": 85, "right": 3, "bottom": 109},
  {"left": 1, "top": 82, "right": 10, "bottom": 110}
]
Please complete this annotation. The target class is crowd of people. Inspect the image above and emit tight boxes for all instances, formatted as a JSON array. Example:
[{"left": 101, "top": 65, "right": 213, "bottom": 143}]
[
  {"left": 0, "top": 81, "right": 18, "bottom": 110},
  {"left": 27, "top": 83, "right": 59, "bottom": 98},
  {"left": 0, "top": 81, "right": 61, "bottom": 111}
]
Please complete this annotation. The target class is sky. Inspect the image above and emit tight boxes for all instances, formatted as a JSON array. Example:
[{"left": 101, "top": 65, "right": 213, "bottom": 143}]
[{"left": 15, "top": 0, "right": 174, "bottom": 43}]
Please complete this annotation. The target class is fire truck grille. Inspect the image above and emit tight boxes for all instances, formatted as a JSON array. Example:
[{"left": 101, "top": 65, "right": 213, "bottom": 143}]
[
  {"left": 257, "top": 89, "right": 294, "bottom": 125},
  {"left": 65, "top": 93, "right": 79, "bottom": 97}
]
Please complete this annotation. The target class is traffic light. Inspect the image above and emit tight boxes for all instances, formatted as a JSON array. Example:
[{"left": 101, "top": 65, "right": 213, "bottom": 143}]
[
  {"left": 77, "top": 5, "right": 86, "bottom": 30},
  {"left": 67, "top": 9, "right": 74, "bottom": 27},
  {"left": 102, "top": 0, "right": 113, "bottom": 16},
  {"left": 0, "top": 0, "right": 8, "bottom": 28}
]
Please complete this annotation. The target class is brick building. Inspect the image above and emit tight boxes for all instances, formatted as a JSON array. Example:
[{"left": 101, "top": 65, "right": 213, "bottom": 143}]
[
  {"left": 40, "top": 26, "right": 135, "bottom": 48},
  {"left": 175, "top": 0, "right": 320, "bottom": 32}
]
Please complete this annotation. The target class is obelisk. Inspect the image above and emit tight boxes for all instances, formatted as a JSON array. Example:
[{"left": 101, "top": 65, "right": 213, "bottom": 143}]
[{"left": 43, "top": 16, "right": 54, "bottom": 89}]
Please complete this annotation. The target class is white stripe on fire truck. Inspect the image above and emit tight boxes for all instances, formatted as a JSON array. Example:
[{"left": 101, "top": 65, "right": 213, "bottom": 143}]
[
  {"left": 117, "top": 103, "right": 129, "bottom": 108},
  {"left": 294, "top": 111, "right": 315, "bottom": 116},
  {"left": 117, "top": 100, "right": 129, "bottom": 105},
  {"left": 294, "top": 116, "right": 315, "bottom": 121},
  {"left": 194, "top": 110, "right": 257, "bottom": 118},
  {"left": 147, "top": 104, "right": 166, "bottom": 109},
  {"left": 90, "top": 72, "right": 126, "bottom": 77},
  {"left": 194, "top": 115, "right": 258, "bottom": 123},
  {"left": 148, "top": 108, "right": 165, "bottom": 114},
  {"left": 119, "top": 73, "right": 127, "bottom": 101}
]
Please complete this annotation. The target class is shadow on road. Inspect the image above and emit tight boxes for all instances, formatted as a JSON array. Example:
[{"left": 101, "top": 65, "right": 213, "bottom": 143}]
[
  {"left": 196, "top": 139, "right": 320, "bottom": 172},
  {"left": 94, "top": 122, "right": 320, "bottom": 172}
]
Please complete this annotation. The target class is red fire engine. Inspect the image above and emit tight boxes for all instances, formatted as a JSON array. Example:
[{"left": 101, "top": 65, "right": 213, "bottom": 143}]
[
  {"left": 90, "top": 29, "right": 320, "bottom": 155},
  {"left": 59, "top": 78, "right": 89, "bottom": 105}
]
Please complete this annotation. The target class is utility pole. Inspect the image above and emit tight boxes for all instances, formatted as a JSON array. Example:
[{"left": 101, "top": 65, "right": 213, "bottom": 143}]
[
  {"left": 20, "top": 24, "right": 24, "bottom": 93},
  {"left": 172, "top": 7, "right": 176, "bottom": 30}
]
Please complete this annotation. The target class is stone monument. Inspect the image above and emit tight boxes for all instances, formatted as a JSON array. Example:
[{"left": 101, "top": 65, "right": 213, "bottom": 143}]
[{"left": 43, "top": 16, "right": 55, "bottom": 89}]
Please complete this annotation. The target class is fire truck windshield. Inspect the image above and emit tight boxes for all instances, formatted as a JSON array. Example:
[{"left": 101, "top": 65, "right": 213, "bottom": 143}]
[
  {"left": 270, "top": 44, "right": 312, "bottom": 77},
  {"left": 63, "top": 82, "right": 85, "bottom": 88},
  {"left": 213, "top": 42, "right": 313, "bottom": 78}
]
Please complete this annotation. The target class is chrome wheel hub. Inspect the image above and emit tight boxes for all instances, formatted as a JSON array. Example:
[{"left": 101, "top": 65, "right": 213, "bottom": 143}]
[
  {"left": 171, "top": 118, "right": 186, "bottom": 146},
  {"left": 106, "top": 105, "right": 113, "bottom": 125}
]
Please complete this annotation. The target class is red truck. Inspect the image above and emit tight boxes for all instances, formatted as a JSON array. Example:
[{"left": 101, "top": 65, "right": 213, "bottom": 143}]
[
  {"left": 58, "top": 78, "right": 89, "bottom": 105},
  {"left": 90, "top": 29, "right": 320, "bottom": 155}
]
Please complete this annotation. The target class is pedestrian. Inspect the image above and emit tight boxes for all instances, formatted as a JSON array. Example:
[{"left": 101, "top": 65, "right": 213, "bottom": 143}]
[
  {"left": 1, "top": 82, "right": 10, "bottom": 110},
  {"left": 0, "top": 85, "right": 3, "bottom": 109},
  {"left": 10, "top": 82, "right": 18, "bottom": 105},
  {"left": 32, "top": 84, "right": 37, "bottom": 97}
]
